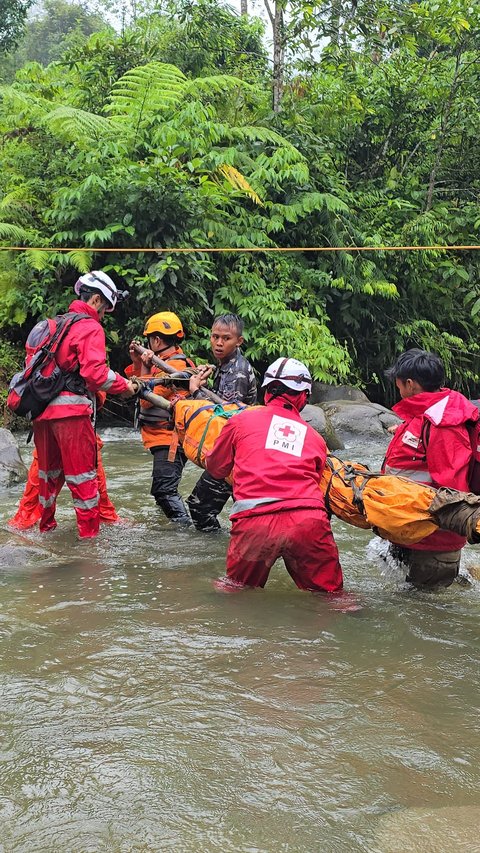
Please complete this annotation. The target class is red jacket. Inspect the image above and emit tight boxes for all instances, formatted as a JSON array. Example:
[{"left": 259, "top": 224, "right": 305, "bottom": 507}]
[
  {"left": 37, "top": 300, "right": 129, "bottom": 421},
  {"left": 383, "top": 388, "right": 479, "bottom": 551},
  {"left": 205, "top": 398, "right": 328, "bottom": 519}
]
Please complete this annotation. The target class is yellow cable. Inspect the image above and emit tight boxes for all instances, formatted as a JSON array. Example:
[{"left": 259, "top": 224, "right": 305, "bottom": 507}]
[{"left": 1, "top": 244, "right": 480, "bottom": 253}]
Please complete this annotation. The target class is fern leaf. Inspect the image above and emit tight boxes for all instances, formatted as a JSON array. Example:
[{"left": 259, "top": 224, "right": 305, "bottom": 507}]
[
  {"left": 24, "top": 249, "right": 53, "bottom": 271},
  {"left": 0, "top": 85, "right": 52, "bottom": 123},
  {"left": 0, "top": 222, "right": 34, "bottom": 243},
  {"left": 185, "top": 74, "right": 256, "bottom": 100},
  {"left": 107, "top": 62, "right": 187, "bottom": 124},
  {"left": 43, "top": 106, "right": 114, "bottom": 143},
  {"left": 217, "top": 165, "right": 263, "bottom": 205},
  {"left": 83, "top": 228, "right": 113, "bottom": 246},
  {"left": 65, "top": 250, "right": 92, "bottom": 273},
  {"left": 229, "top": 125, "right": 302, "bottom": 155}
]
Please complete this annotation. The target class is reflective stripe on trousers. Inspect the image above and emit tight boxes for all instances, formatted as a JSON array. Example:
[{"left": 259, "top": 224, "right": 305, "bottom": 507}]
[{"left": 33, "top": 415, "right": 100, "bottom": 538}]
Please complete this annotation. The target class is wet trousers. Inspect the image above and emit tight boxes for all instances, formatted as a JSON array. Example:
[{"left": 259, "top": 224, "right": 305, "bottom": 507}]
[
  {"left": 225, "top": 508, "right": 343, "bottom": 592},
  {"left": 391, "top": 545, "right": 461, "bottom": 589},
  {"left": 9, "top": 436, "right": 118, "bottom": 530},
  {"left": 33, "top": 416, "right": 100, "bottom": 538},
  {"left": 150, "top": 444, "right": 190, "bottom": 523},
  {"left": 187, "top": 470, "right": 232, "bottom": 531}
]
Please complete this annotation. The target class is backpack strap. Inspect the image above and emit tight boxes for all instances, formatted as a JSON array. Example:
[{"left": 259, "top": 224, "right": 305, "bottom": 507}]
[
  {"left": 418, "top": 417, "right": 431, "bottom": 462},
  {"left": 44, "top": 312, "right": 92, "bottom": 356}
]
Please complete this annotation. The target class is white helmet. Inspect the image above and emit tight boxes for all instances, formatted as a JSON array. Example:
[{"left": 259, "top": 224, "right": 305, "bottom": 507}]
[
  {"left": 74, "top": 270, "right": 119, "bottom": 312},
  {"left": 262, "top": 357, "right": 312, "bottom": 392}
]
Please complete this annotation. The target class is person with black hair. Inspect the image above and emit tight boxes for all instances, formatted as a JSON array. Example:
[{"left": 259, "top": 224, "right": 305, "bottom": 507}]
[
  {"left": 383, "top": 347, "right": 479, "bottom": 588},
  {"left": 126, "top": 312, "right": 196, "bottom": 524},
  {"left": 209, "top": 314, "right": 257, "bottom": 405},
  {"left": 187, "top": 313, "right": 257, "bottom": 531}
]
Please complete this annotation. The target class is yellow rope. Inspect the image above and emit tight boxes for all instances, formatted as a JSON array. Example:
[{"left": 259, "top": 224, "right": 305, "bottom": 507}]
[{"left": 1, "top": 244, "right": 480, "bottom": 253}]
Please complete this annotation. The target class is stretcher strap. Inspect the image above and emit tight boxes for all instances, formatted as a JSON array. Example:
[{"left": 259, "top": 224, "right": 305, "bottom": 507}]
[
  {"left": 167, "top": 430, "right": 179, "bottom": 463},
  {"left": 184, "top": 404, "right": 215, "bottom": 431},
  {"left": 194, "top": 404, "right": 245, "bottom": 465},
  {"left": 196, "top": 414, "right": 217, "bottom": 465}
]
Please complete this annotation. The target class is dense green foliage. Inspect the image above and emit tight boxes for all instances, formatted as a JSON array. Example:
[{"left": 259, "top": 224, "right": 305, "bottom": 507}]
[
  {"left": 0, "top": 0, "right": 32, "bottom": 53},
  {"left": 1, "top": 0, "right": 480, "bottom": 400}
]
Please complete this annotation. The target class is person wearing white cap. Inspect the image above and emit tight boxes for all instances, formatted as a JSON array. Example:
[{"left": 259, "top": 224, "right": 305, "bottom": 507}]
[
  {"left": 204, "top": 357, "right": 343, "bottom": 593},
  {"left": 31, "top": 271, "right": 136, "bottom": 538}
]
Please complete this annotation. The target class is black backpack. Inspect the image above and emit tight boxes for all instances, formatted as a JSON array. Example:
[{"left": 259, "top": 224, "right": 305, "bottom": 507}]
[{"left": 7, "top": 312, "right": 90, "bottom": 421}]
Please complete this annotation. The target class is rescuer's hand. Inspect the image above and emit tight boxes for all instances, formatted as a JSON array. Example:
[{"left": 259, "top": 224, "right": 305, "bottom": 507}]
[
  {"left": 140, "top": 349, "right": 155, "bottom": 369},
  {"left": 128, "top": 340, "right": 143, "bottom": 372},
  {"left": 120, "top": 380, "right": 137, "bottom": 399},
  {"left": 189, "top": 364, "right": 214, "bottom": 395}
]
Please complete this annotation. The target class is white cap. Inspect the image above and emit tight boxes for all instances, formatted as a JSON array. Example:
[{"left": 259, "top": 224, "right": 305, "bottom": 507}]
[
  {"left": 74, "top": 270, "right": 118, "bottom": 312},
  {"left": 261, "top": 357, "right": 312, "bottom": 392}
]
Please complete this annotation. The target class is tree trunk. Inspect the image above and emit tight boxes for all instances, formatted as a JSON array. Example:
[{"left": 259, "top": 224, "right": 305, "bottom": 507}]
[
  {"left": 240, "top": 0, "right": 248, "bottom": 14},
  {"left": 272, "top": 2, "right": 285, "bottom": 113},
  {"left": 426, "top": 51, "right": 463, "bottom": 211},
  {"left": 263, "top": 0, "right": 285, "bottom": 112},
  {"left": 329, "top": 0, "right": 343, "bottom": 46}
]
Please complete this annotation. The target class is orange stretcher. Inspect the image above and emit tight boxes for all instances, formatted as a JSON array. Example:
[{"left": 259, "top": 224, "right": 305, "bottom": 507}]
[{"left": 173, "top": 398, "right": 480, "bottom": 545}]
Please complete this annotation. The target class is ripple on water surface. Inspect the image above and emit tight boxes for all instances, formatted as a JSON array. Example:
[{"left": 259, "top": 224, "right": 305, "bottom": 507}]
[{"left": 0, "top": 433, "right": 479, "bottom": 851}]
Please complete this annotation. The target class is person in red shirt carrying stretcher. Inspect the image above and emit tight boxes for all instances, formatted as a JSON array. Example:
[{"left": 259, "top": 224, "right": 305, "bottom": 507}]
[
  {"left": 204, "top": 357, "right": 343, "bottom": 594},
  {"left": 382, "top": 348, "right": 480, "bottom": 588}
]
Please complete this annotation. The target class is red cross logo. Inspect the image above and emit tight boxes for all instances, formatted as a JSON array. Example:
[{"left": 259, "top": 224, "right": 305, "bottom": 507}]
[{"left": 278, "top": 424, "right": 296, "bottom": 439}]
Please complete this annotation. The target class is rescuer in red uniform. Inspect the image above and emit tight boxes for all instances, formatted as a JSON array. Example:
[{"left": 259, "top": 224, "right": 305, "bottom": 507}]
[
  {"left": 204, "top": 357, "right": 343, "bottom": 593},
  {"left": 383, "top": 348, "right": 479, "bottom": 587},
  {"left": 31, "top": 271, "right": 135, "bottom": 538}
]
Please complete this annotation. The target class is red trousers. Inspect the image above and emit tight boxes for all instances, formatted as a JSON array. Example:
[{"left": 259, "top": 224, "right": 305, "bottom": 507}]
[
  {"left": 9, "top": 436, "right": 119, "bottom": 531},
  {"left": 225, "top": 508, "right": 343, "bottom": 592},
  {"left": 33, "top": 416, "right": 101, "bottom": 538}
]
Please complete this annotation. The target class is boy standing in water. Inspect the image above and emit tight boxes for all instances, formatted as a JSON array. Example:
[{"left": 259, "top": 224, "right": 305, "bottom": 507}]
[
  {"left": 187, "top": 314, "right": 257, "bottom": 531},
  {"left": 383, "top": 348, "right": 478, "bottom": 588}
]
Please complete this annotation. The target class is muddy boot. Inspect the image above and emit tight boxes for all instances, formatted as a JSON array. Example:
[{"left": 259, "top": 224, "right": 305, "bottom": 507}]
[
  {"left": 156, "top": 495, "right": 191, "bottom": 525},
  {"left": 402, "top": 548, "right": 460, "bottom": 589}
]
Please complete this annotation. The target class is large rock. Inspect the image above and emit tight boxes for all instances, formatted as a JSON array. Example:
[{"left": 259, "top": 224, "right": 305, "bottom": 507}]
[
  {"left": 0, "top": 428, "right": 27, "bottom": 487},
  {"left": 320, "top": 399, "right": 401, "bottom": 440},
  {"left": 301, "top": 404, "right": 344, "bottom": 450},
  {"left": 311, "top": 382, "right": 369, "bottom": 405},
  {"left": 0, "top": 528, "right": 53, "bottom": 568}
]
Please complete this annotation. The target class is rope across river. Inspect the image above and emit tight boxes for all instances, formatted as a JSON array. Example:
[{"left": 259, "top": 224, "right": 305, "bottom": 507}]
[{"left": 1, "top": 244, "right": 480, "bottom": 254}]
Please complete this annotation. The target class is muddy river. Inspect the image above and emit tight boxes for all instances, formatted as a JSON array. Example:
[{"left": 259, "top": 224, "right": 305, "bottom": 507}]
[{"left": 0, "top": 431, "right": 479, "bottom": 852}]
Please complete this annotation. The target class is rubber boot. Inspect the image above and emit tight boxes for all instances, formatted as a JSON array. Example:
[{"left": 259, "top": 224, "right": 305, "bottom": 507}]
[{"left": 156, "top": 494, "right": 191, "bottom": 525}]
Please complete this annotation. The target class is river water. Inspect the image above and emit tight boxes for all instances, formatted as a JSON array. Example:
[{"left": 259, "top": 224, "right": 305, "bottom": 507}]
[{"left": 0, "top": 430, "right": 479, "bottom": 852}]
